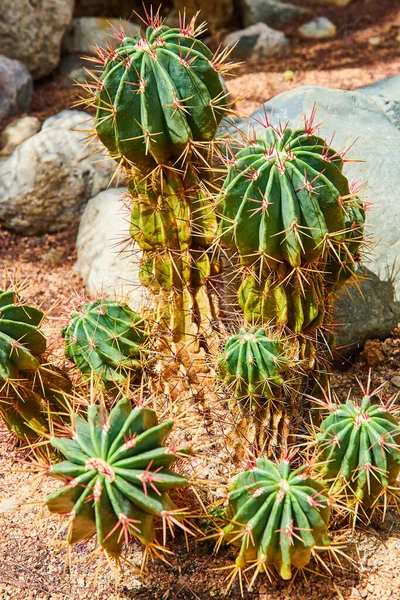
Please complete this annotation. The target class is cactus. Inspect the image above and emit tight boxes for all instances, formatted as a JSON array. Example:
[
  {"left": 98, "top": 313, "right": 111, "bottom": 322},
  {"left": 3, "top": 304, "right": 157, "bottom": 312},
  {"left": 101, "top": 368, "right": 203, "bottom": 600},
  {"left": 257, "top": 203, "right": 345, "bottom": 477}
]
[
  {"left": 94, "top": 9, "right": 227, "bottom": 172},
  {"left": 45, "top": 397, "right": 191, "bottom": 557},
  {"left": 0, "top": 288, "right": 46, "bottom": 379},
  {"left": 219, "top": 327, "right": 288, "bottom": 401},
  {"left": 62, "top": 298, "right": 147, "bottom": 385},
  {"left": 223, "top": 458, "right": 330, "bottom": 581},
  {"left": 317, "top": 389, "right": 400, "bottom": 508}
]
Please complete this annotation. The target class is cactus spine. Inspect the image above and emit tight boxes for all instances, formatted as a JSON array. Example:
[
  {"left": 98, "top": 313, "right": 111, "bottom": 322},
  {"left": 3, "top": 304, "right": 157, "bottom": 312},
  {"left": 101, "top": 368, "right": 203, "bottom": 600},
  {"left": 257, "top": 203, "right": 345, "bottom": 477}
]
[
  {"left": 45, "top": 397, "right": 191, "bottom": 556},
  {"left": 223, "top": 457, "right": 330, "bottom": 582},
  {"left": 62, "top": 298, "right": 147, "bottom": 385}
]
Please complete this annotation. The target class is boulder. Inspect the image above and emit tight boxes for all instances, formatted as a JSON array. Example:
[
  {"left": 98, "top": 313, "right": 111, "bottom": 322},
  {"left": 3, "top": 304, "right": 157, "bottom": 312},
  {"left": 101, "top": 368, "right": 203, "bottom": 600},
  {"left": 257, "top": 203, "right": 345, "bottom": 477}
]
[
  {"left": 0, "top": 57, "right": 32, "bottom": 125},
  {"left": 0, "top": 116, "right": 40, "bottom": 156},
  {"left": 230, "top": 78, "right": 400, "bottom": 350},
  {"left": 73, "top": 0, "right": 146, "bottom": 19},
  {"left": 298, "top": 17, "right": 337, "bottom": 40},
  {"left": 75, "top": 188, "right": 145, "bottom": 310},
  {"left": 0, "top": 110, "right": 117, "bottom": 235},
  {"left": 239, "top": 0, "right": 305, "bottom": 28},
  {"left": 224, "top": 23, "right": 288, "bottom": 61},
  {"left": 63, "top": 17, "right": 139, "bottom": 56},
  {"left": 0, "top": 0, "right": 74, "bottom": 80}
]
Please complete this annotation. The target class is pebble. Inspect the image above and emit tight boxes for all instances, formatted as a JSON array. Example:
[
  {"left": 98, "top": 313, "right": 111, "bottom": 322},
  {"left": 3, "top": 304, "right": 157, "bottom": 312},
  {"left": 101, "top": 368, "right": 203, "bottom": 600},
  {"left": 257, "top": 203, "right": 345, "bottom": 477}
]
[
  {"left": 391, "top": 376, "right": 400, "bottom": 388},
  {"left": 283, "top": 69, "right": 295, "bottom": 81},
  {"left": 368, "top": 36, "right": 381, "bottom": 46},
  {"left": 298, "top": 16, "right": 337, "bottom": 39},
  {"left": 0, "top": 115, "right": 40, "bottom": 156}
]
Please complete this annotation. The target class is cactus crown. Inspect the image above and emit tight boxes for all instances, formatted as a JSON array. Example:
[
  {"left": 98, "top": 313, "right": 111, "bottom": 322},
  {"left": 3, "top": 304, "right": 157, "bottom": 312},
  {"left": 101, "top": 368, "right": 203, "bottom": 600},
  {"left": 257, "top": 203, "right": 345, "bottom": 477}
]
[
  {"left": 317, "top": 390, "right": 400, "bottom": 507},
  {"left": 0, "top": 288, "right": 46, "bottom": 380},
  {"left": 62, "top": 298, "right": 147, "bottom": 385},
  {"left": 224, "top": 457, "right": 330, "bottom": 581},
  {"left": 46, "top": 397, "right": 191, "bottom": 556},
  {"left": 218, "top": 120, "right": 360, "bottom": 270},
  {"left": 94, "top": 13, "right": 227, "bottom": 171},
  {"left": 220, "top": 327, "right": 288, "bottom": 400}
]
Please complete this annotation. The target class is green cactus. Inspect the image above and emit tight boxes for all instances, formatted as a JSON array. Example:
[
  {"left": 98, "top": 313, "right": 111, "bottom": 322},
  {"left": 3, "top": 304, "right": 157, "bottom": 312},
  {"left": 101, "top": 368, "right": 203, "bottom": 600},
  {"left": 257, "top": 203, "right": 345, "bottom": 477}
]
[
  {"left": 218, "top": 124, "right": 351, "bottom": 269},
  {"left": 62, "top": 298, "right": 147, "bottom": 385},
  {"left": 45, "top": 397, "right": 191, "bottom": 556},
  {"left": 223, "top": 458, "right": 330, "bottom": 581},
  {"left": 219, "top": 327, "right": 288, "bottom": 401},
  {"left": 94, "top": 12, "right": 226, "bottom": 172},
  {"left": 0, "top": 288, "right": 46, "bottom": 380},
  {"left": 317, "top": 391, "right": 400, "bottom": 507}
]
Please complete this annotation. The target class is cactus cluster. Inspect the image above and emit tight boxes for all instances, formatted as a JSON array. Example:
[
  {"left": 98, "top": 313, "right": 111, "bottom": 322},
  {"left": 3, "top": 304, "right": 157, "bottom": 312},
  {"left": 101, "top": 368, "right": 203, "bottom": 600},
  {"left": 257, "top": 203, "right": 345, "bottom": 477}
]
[
  {"left": 317, "top": 389, "right": 400, "bottom": 508},
  {"left": 62, "top": 298, "right": 147, "bottom": 385},
  {"left": 46, "top": 397, "right": 191, "bottom": 556},
  {"left": 223, "top": 457, "right": 330, "bottom": 581}
]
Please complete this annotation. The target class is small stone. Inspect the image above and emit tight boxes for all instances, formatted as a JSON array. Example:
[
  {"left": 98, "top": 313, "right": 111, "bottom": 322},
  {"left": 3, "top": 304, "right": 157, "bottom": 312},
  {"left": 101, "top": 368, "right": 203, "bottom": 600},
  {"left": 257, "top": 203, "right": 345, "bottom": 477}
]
[
  {"left": 283, "top": 70, "right": 295, "bottom": 81},
  {"left": 0, "top": 497, "right": 19, "bottom": 513},
  {"left": 44, "top": 249, "right": 63, "bottom": 266},
  {"left": 368, "top": 36, "right": 381, "bottom": 46},
  {"left": 360, "top": 339, "right": 385, "bottom": 367},
  {"left": 299, "top": 17, "right": 337, "bottom": 39},
  {"left": 391, "top": 376, "right": 400, "bottom": 388},
  {"left": 62, "top": 17, "right": 139, "bottom": 56},
  {"left": 0, "top": 115, "right": 40, "bottom": 156},
  {"left": 224, "top": 22, "right": 288, "bottom": 61},
  {"left": 360, "top": 590, "right": 368, "bottom": 599},
  {"left": 367, "top": 584, "right": 374, "bottom": 593}
]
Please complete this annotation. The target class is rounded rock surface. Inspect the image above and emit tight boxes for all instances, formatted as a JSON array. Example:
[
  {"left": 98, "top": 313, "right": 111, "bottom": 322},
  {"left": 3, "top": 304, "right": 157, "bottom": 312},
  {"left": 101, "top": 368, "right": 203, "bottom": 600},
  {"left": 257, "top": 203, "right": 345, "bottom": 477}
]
[
  {"left": 0, "top": 56, "right": 32, "bottom": 125},
  {"left": 0, "top": 116, "right": 40, "bottom": 156}
]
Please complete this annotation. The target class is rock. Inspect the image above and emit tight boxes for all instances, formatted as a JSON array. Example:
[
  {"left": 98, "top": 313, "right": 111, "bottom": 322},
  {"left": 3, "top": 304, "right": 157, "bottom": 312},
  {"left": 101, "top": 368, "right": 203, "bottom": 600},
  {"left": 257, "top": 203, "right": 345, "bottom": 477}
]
[
  {"left": 0, "top": 110, "right": 116, "bottom": 235},
  {"left": 230, "top": 78, "right": 400, "bottom": 350},
  {"left": 298, "top": 17, "right": 337, "bottom": 39},
  {"left": 368, "top": 36, "right": 381, "bottom": 47},
  {"left": 322, "top": 0, "right": 352, "bottom": 5},
  {"left": 73, "top": 0, "right": 144, "bottom": 19},
  {"left": 224, "top": 23, "right": 288, "bottom": 61},
  {"left": 63, "top": 17, "right": 139, "bottom": 56},
  {"left": 75, "top": 188, "right": 144, "bottom": 310},
  {"left": 0, "top": 0, "right": 74, "bottom": 80},
  {"left": 0, "top": 116, "right": 40, "bottom": 156},
  {"left": 283, "top": 69, "right": 295, "bottom": 81},
  {"left": 239, "top": 0, "right": 305, "bottom": 28},
  {"left": 360, "top": 339, "right": 385, "bottom": 367},
  {"left": 61, "top": 67, "right": 88, "bottom": 89},
  {"left": 391, "top": 376, "right": 400, "bottom": 388},
  {"left": 0, "top": 57, "right": 32, "bottom": 125},
  {"left": 171, "top": 0, "right": 234, "bottom": 32}
]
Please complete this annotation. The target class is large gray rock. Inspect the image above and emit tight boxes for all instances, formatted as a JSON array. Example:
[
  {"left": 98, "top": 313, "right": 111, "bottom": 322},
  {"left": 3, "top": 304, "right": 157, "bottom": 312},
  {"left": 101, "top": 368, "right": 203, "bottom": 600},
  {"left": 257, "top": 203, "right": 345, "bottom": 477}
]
[
  {"left": 224, "top": 23, "right": 288, "bottom": 61},
  {"left": 63, "top": 17, "right": 139, "bottom": 56},
  {"left": 231, "top": 77, "right": 400, "bottom": 351},
  {"left": 75, "top": 188, "right": 145, "bottom": 310},
  {"left": 0, "top": 57, "right": 32, "bottom": 125},
  {"left": 0, "top": 110, "right": 116, "bottom": 235},
  {"left": 0, "top": 0, "right": 74, "bottom": 79},
  {"left": 239, "top": 0, "right": 305, "bottom": 28}
]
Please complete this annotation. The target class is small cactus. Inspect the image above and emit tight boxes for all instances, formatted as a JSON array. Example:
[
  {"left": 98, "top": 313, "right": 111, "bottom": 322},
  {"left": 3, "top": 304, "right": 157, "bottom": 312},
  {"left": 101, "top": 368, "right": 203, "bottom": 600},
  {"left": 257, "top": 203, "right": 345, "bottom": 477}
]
[
  {"left": 219, "top": 327, "right": 288, "bottom": 402},
  {"left": 45, "top": 397, "right": 191, "bottom": 557},
  {"left": 0, "top": 288, "right": 46, "bottom": 379},
  {"left": 317, "top": 387, "right": 400, "bottom": 508},
  {"left": 223, "top": 458, "right": 330, "bottom": 582},
  {"left": 62, "top": 299, "right": 147, "bottom": 385}
]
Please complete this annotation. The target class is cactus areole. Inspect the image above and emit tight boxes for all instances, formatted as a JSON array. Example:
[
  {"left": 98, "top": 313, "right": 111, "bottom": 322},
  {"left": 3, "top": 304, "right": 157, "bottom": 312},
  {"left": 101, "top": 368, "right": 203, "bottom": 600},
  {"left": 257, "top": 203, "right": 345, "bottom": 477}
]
[
  {"left": 224, "top": 458, "right": 330, "bottom": 580},
  {"left": 94, "top": 19, "right": 226, "bottom": 171},
  {"left": 46, "top": 398, "right": 191, "bottom": 556},
  {"left": 317, "top": 394, "right": 400, "bottom": 506}
]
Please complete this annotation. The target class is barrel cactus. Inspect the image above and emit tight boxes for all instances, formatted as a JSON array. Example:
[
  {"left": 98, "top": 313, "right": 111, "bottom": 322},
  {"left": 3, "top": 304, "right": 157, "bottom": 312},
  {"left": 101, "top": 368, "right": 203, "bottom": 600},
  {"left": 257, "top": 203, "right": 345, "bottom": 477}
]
[
  {"left": 0, "top": 288, "right": 46, "bottom": 379},
  {"left": 45, "top": 397, "right": 191, "bottom": 556},
  {"left": 94, "top": 11, "right": 227, "bottom": 171},
  {"left": 219, "top": 327, "right": 288, "bottom": 401},
  {"left": 317, "top": 390, "right": 400, "bottom": 508},
  {"left": 223, "top": 458, "right": 330, "bottom": 582},
  {"left": 218, "top": 124, "right": 352, "bottom": 269},
  {"left": 62, "top": 298, "right": 147, "bottom": 385}
]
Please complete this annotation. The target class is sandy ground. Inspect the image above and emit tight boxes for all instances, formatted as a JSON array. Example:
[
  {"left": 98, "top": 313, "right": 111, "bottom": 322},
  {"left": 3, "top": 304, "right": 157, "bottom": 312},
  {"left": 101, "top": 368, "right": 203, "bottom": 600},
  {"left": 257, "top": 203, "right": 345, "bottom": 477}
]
[{"left": 1, "top": 0, "right": 400, "bottom": 597}]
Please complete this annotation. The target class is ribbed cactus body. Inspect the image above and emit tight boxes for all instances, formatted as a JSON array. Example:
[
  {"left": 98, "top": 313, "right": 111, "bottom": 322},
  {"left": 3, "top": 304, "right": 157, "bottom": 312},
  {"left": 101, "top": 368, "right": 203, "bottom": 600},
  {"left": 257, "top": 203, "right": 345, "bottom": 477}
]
[
  {"left": 218, "top": 128, "right": 350, "bottom": 269},
  {"left": 95, "top": 25, "right": 225, "bottom": 170},
  {"left": 62, "top": 299, "right": 146, "bottom": 384},
  {"left": 317, "top": 394, "right": 400, "bottom": 506},
  {"left": 224, "top": 458, "right": 330, "bottom": 580},
  {"left": 238, "top": 271, "right": 325, "bottom": 334},
  {"left": 0, "top": 289, "right": 46, "bottom": 379},
  {"left": 220, "top": 327, "right": 288, "bottom": 400},
  {"left": 46, "top": 398, "right": 190, "bottom": 555}
]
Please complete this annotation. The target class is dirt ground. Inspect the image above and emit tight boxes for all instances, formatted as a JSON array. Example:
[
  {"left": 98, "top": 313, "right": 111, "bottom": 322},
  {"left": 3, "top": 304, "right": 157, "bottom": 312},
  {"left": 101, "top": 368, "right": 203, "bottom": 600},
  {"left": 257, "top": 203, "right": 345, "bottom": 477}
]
[{"left": 1, "top": 0, "right": 400, "bottom": 598}]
